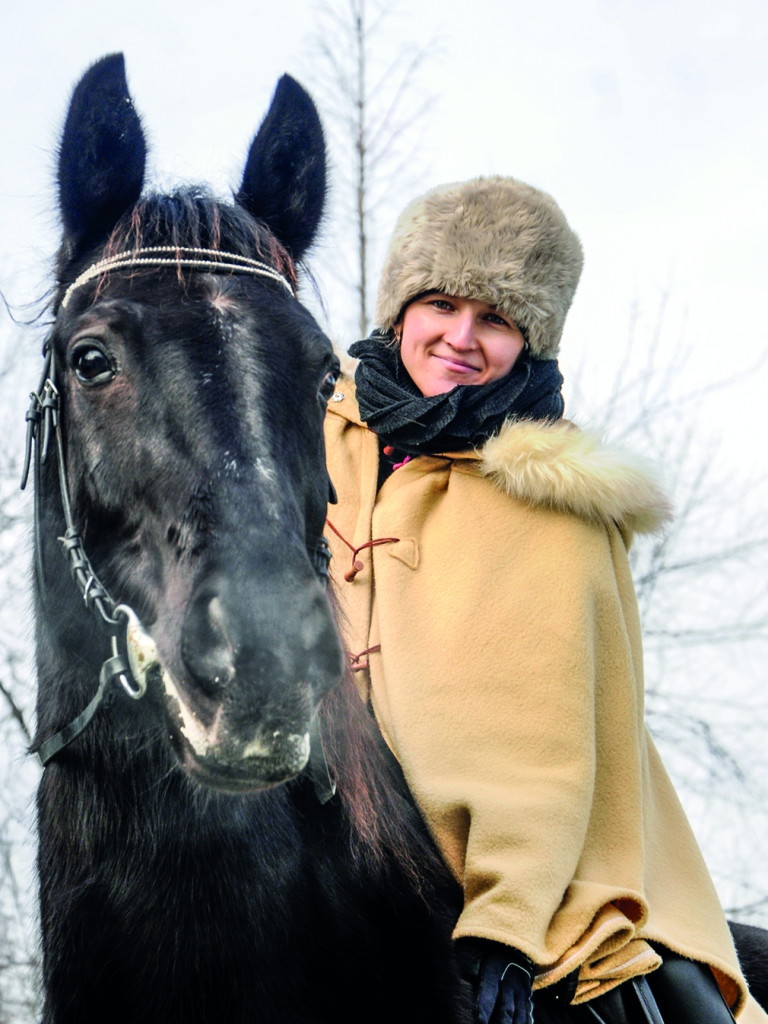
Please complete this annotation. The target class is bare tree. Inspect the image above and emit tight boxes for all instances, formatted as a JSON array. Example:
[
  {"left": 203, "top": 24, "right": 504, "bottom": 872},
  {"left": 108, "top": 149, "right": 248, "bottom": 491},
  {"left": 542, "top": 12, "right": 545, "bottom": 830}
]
[
  {"left": 567, "top": 295, "right": 768, "bottom": 924},
  {"left": 0, "top": 324, "right": 42, "bottom": 1024},
  {"left": 305, "top": 0, "right": 438, "bottom": 341}
]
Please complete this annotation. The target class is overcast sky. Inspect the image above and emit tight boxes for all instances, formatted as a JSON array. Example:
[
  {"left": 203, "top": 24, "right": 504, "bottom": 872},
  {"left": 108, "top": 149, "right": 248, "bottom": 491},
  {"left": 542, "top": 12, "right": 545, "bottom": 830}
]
[{"left": 2, "top": 0, "right": 766, "bottom": 423}]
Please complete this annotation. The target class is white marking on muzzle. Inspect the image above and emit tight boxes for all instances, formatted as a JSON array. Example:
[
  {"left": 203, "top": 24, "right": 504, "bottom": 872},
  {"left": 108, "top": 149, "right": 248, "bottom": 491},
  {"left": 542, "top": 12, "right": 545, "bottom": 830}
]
[
  {"left": 122, "top": 607, "right": 310, "bottom": 765},
  {"left": 121, "top": 607, "right": 214, "bottom": 757},
  {"left": 241, "top": 730, "right": 310, "bottom": 761}
]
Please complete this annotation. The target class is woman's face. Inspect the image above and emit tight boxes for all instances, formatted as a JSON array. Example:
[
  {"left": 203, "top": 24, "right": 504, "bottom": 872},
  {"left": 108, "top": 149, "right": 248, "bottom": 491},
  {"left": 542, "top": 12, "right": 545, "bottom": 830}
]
[{"left": 398, "top": 293, "right": 526, "bottom": 397}]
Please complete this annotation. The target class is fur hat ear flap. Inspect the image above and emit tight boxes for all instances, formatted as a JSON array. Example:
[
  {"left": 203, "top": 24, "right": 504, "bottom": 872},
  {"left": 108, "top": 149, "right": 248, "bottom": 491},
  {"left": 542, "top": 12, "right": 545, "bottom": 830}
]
[{"left": 374, "top": 176, "right": 583, "bottom": 359}]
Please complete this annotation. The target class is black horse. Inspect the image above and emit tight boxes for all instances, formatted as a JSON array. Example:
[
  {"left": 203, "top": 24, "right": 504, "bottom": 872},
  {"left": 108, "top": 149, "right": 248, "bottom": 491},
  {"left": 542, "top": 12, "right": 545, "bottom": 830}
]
[
  {"left": 28, "top": 53, "right": 471, "bottom": 1024},
  {"left": 25, "top": 54, "right": 767, "bottom": 1024}
]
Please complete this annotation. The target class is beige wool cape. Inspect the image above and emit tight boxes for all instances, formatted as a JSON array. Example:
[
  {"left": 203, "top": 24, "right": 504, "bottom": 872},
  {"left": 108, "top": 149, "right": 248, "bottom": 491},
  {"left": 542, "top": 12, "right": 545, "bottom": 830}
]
[{"left": 324, "top": 378, "right": 763, "bottom": 1019}]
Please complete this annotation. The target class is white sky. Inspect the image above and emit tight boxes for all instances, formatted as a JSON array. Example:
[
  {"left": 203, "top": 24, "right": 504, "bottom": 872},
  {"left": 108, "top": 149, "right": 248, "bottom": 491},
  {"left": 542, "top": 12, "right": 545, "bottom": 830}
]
[{"left": 1, "top": 0, "right": 766, "bottom": 459}]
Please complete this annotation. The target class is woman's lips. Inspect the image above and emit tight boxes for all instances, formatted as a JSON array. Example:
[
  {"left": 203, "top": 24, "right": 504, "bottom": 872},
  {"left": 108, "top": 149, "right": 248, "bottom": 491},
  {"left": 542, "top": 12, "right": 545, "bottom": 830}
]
[{"left": 432, "top": 354, "right": 481, "bottom": 374}]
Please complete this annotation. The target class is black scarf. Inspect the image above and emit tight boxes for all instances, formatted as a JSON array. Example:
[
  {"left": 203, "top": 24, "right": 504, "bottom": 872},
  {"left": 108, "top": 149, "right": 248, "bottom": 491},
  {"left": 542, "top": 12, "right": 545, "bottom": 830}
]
[{"left": 349, "top": 332, "right": 564, "bottom": 455}]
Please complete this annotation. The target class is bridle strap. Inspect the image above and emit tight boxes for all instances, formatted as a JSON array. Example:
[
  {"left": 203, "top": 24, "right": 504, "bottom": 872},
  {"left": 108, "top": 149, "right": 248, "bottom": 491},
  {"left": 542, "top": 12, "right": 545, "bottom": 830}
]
[
  {"left": 35, "top": 653, "right": 131, "bottom": 767},
  {"left": 23, "top": 345, "right": 124, "bottom": 630},
  {"left": 23, "top": 346, "right": 144, "bottom": 767},
  {"left": 59, "top": 246, "right": 295, "bottom": 310},
  {"left": 308, "top": 715, "right": 336, "bottom": 804},
  {"left": 22, "top": 345, "right": 51, "bottom": 593}
]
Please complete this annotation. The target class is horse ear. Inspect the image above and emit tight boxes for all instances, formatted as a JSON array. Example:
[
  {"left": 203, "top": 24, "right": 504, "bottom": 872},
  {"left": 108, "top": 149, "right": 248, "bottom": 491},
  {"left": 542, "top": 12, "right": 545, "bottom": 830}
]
[
  {"left": 58, "top": 53, "right": 146, "bottom": 259},
  {"left": 236, "top": 75, "right": 327, "bottom": 263}
]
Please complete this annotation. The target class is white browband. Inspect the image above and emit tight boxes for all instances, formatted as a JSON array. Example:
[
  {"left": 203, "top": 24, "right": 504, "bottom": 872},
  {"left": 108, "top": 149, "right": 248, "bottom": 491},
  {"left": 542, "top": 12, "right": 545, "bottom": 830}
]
[{"left": 60, "top": 246, "right": 294, "bottom": 309}]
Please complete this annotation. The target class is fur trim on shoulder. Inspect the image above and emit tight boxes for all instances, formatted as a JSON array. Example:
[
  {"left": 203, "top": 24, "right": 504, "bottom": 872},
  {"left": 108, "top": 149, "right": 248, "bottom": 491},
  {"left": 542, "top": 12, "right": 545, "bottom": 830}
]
[{"left": 480, "top": 419, "right": 671, "bottom": 534}]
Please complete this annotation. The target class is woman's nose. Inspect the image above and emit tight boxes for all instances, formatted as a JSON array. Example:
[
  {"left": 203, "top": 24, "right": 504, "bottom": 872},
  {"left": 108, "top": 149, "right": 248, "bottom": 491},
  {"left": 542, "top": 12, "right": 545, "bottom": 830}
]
[{"left": 444, "top": 312, "right": 477, "bottom": 349}]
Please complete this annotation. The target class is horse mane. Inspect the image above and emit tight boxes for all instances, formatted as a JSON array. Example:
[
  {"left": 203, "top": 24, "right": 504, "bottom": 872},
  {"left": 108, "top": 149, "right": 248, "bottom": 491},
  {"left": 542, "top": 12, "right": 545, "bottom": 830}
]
[{"left": 318, "top": 669, "right": 451, "bottom": 895}]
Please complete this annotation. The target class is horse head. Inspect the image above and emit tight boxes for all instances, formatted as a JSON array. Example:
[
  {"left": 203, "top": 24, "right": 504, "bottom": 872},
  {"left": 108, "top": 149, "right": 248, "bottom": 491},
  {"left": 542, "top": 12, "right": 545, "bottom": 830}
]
[{"left": 31, "top": 53, "right": 344, "bottom": 793}]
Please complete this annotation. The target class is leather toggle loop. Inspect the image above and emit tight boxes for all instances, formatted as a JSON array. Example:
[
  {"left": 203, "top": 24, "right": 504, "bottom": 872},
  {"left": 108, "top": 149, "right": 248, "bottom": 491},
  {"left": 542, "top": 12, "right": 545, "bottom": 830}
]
[
  {"left": 326, "top": 519, "right": 399, "bottom": 582},
  {"left": 348, "top": 645, "right": 381, "bottom": 672}
]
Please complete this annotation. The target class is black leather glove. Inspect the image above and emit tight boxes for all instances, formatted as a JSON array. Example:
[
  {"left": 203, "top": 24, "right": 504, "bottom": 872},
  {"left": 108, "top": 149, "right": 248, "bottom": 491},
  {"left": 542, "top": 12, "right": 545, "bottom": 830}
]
[{"left": 456, "top": 938, "right": 535, "bottom": 1024}]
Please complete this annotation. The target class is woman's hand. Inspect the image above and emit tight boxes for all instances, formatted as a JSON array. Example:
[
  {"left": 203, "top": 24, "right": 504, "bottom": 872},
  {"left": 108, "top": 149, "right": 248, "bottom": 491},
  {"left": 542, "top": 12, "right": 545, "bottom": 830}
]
[{"left": 456, "top": 938, "right": 534, "bottom": 1024}]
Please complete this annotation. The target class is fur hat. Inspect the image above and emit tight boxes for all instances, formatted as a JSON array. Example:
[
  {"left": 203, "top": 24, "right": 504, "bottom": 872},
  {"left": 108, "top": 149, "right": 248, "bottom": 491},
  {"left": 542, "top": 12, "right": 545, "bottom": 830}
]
[{"left": 374, "top": 176, "right": 583, "bottom": 359}]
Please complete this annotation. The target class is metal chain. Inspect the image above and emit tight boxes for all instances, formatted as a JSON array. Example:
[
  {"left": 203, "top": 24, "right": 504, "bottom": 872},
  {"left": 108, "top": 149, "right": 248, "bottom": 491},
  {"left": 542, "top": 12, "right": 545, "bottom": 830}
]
[{"left": 22, "top": 345, "right": 146, "bottom": 765}]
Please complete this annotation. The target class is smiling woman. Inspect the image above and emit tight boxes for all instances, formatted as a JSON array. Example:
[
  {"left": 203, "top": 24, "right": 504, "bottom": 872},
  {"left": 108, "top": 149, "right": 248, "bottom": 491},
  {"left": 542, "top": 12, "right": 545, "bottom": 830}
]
[
  {"left": 398, "top": 293, "right": 526, "bottom": 395},
  {"left": 324, "top": 175, "right": 768, "bottom": 1023}
]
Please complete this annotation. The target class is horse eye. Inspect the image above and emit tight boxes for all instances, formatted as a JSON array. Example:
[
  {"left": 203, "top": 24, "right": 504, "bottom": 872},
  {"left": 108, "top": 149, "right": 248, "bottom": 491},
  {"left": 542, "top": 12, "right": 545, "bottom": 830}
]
[
  {"left": 318, "top": 368, "right": 339, "bottom": 403},
  {"left": 71, "top": 343, "right": 115, "bottom": 385}
]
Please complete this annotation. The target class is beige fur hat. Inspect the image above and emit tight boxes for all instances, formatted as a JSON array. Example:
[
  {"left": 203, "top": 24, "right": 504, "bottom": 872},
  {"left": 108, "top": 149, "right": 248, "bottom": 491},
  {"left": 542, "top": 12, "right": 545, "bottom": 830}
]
[{"left": 374, "top": 176, "right": 583, "bottom": 359}]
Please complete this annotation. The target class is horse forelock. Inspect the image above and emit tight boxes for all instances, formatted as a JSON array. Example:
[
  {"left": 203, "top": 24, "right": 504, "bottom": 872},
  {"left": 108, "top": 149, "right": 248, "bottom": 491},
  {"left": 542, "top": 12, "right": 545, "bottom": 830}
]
[
  {"left": 57, "top": 188, "right": 298, "bottom": 309},
  {"left": 110, "top": 189, "right": 296, "bottom": 278}
]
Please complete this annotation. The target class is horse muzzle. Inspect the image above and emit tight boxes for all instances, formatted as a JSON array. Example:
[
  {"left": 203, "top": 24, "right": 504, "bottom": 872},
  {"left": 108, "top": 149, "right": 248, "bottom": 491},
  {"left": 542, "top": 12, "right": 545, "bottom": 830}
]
[{"left": 123, "top": 599, "right": 337, "bottom": 792}]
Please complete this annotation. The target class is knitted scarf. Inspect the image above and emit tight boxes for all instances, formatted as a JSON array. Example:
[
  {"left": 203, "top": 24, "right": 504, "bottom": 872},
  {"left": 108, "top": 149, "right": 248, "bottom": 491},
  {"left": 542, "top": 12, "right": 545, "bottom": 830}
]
[{"left": 349, "top": 332, "right": 564, "bottom": 455}]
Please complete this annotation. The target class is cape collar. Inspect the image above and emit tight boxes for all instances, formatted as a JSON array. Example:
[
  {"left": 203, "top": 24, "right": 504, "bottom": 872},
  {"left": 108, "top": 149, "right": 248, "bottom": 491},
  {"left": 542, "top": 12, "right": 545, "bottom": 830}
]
[
  {"left": 480, "top": 417, "right": 671, "bottom": 535},
  {"left": 327, "top": 377, "right": 671, "bottom": 534}
]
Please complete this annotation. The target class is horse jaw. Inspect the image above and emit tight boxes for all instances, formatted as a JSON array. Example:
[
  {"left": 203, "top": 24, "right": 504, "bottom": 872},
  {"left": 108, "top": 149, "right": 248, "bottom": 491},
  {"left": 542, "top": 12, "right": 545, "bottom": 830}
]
[{"left": 123, "top": 607, "right": 311, "bottom": 792}]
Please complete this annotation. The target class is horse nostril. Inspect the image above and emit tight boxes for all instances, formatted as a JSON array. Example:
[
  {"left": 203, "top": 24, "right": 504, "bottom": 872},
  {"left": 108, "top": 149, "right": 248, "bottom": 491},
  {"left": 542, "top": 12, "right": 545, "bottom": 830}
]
[
  {"left": 181, "top": 569, "right": 343, "bottom": 709},
  {"left": 182, "top": 592, "right": 236, "bottom": 695}
]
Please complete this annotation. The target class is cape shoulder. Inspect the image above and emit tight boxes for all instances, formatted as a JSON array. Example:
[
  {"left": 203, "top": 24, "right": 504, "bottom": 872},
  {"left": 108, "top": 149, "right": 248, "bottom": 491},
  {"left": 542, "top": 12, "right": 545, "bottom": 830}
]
[{"left": 479, "top": 419, "right": 672, "bottom": 535}]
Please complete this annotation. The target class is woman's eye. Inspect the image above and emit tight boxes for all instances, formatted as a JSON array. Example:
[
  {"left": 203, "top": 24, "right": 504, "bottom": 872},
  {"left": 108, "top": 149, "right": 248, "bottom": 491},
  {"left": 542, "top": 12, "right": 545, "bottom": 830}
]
[
  {"left": 485, "top": 313, "right": 516, "bottom": 330},
  {"left": 71, "top": 343, "right": 115, "bottom": 385}
]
